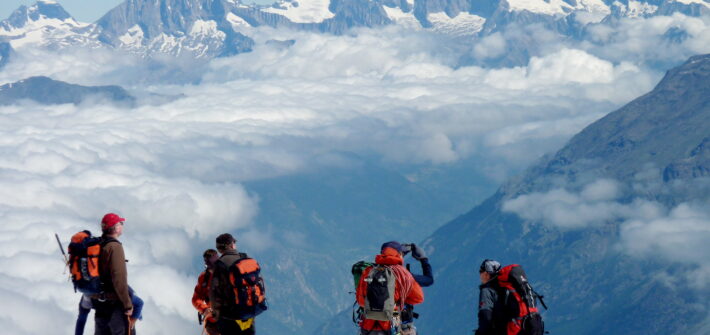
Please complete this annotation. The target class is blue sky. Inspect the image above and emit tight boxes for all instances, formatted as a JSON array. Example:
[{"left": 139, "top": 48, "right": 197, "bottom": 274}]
[
  {"left": 0, "top": 0, "right": 275, "bottom": 22},
  {"left": 0, "top": 0, "right": 123, "bottom": 22}
]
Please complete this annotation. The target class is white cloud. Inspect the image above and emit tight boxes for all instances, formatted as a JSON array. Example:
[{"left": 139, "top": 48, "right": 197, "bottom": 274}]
[
  {"left": 473, "top": 32, "right": 507, "bottom": 59},
  {"left": 585, "top": 13, "right": 710, "bottom": 64},
  {"left": 130, "top": 265, "right": 197, "bottom": 320},
  {"left": 0, "top": 286, "right": 73, "bottom": 334},
  {"left": 502, "top": 179, "right": 646, "bottom": 228},
  {"left": 527, "top": 48, "right": 616, "bottom": 84},
  {"left": 619, "top": 202, "right": 710, "bottom": 290},
  {"left": 0, "top": 101, "right": 261, "bottom": 333},
  {"left": 504, "top": 178, "right": 710, "bottom": 291},
  {"left": 0, "top": 14, "right": 708, "bottom": 333}
]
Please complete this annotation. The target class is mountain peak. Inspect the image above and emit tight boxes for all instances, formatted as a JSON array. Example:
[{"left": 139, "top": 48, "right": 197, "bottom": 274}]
[
  {"left": 2, "top": 0, "right": 75, "bottom": 30},
  {"left": 504, "top": 53, "right": 710, "bottom": 194},
  {"left": 656, "top": 53, "right": 710, "bottom": 91}
]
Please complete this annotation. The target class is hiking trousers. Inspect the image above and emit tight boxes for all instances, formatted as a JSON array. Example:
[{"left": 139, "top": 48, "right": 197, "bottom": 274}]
[
  {"left": 217, "top": 318, "right": 255, "bottom": 335},
  {"left": 76, "top": 299, "right": 91, "bottom": 335},
  {"left": 401, "top": 323, "right": 417, "bottom": 335},
  {"left": 360, "top": 331, "right": 389, "bottom": 335},
  {"left": 360, "top": 329, "right": 416, "bottom": 335},
  {"left": 93, "top": 300, "right": 129, "bottom": 335},
  {"left": 204, "top": 321, "right": 220, "bottom": 335}
]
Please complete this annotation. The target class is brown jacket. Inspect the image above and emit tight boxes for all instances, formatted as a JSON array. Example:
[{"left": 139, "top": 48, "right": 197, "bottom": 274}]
[{"left": 99, "top": 237, "right": 133, "bottom": 311}]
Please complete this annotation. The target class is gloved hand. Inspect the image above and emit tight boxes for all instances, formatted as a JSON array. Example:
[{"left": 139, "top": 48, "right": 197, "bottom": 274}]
[
  {"left": 401, "top": 244, "right": 412, "bottom": 255},
  {"left": 410, "top": 244, "right": 427, "bottom": 260},
  {"left": 203, "top": 307, "right": 214, "bottom": 320}
]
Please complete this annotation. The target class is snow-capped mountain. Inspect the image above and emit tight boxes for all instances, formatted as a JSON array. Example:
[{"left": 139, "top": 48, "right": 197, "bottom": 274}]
[
  {"left": 95, "top": 0, "right": 253, "bottom": 58},
  {"left": 0, "top": 0, "right": 75, "bottom": 32},
  {"left": 0, "top": 0, "right": 707, "bottom": 59},
  {"left": 0, "top": 0, "right": 98, "bottom": 49},
  {"left": 0, "top": 42, "right": 11, "bottom": 69},
  {"left": 0, "top": 0, "right": 255, "bottom": 58}
]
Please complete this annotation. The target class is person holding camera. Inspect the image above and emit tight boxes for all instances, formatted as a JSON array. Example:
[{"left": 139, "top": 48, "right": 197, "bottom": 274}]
[
  {"left": 402, "top": 243, "right": 433, "bottom": 287},
  {"left": 399, "top": 243, "right": 434, "bottom": 335}
]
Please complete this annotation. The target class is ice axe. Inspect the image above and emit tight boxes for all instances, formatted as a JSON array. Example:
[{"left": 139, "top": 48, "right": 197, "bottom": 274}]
[
  {"left": 55, "top": 233, "right": 68, "bottom": 263},
  {"left": 55, "top": 233, "right": 70, "bottom": 275}
]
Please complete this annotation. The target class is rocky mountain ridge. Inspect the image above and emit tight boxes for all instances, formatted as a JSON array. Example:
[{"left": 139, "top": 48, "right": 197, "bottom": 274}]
[
  {"left": 0, "top": 0, "right": 707, "bottom": 59},
  {"left": 409, "top": 54, "right": 710, "bottom": 335},
  {"left": 0, "top": 76, "right": 136, "bottom": 106}
]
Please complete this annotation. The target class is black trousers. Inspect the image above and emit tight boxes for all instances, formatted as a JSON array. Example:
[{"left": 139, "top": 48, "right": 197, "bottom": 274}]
[
  {"left": 204, "top": 321, "right": 220, "bottom": 335},
  {"left": 93, "top": 300, "right": 129, "bottom": 335},
  {"left": 217, "top": 318, "right": 255, "bottom": 335}
]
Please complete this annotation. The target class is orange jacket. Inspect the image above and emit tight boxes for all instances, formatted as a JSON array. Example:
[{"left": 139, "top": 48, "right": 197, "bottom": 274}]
[
  {"left": 192, "top": 270, "right": 216, "bottom": 323},
  {"left": 356, "top": 248, "right": 424, "bottom": 330}
]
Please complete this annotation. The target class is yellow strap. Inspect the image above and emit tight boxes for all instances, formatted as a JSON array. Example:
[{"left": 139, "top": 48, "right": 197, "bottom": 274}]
[{"left": 235, "top": 318, "right": 253, "bottom": 331}]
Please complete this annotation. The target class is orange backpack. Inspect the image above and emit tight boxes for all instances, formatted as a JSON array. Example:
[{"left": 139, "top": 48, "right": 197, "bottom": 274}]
[
  {"left": 226, "top": 257, "right": 267, "bottom": 319},
  {"left": 68, "top": 230, "right": 103, "bottom": 294}
]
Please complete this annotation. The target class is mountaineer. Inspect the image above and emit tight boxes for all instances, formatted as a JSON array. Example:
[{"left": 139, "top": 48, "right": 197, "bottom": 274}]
[
  {"left": 356, "top": 241, "right": 424, "bottom": 335},
  {"left": 94, "top": 213, "right": 133, "bottom": 334},
  {"left": 209, "top": 233, "right": 267, "bottom": 334},
  {"left": 399, "top": 243, "right": 433, "bottom": 334},
  {"left": 192, "top": 249, "right": 220, "bottom": 335},
  {"left": 475, "top": 259, "right": 547, "bottom": 335}
]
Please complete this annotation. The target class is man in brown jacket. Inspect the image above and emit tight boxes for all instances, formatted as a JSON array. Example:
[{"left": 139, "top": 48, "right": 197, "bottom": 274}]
[{"left": 94, "top": 213, "right": 133, "bottom": 335}]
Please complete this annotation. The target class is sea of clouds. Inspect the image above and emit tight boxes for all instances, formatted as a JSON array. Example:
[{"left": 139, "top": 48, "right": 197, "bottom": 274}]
[
  {"left": 503, "top": 176, "right": 710, "bottom": 291},
  {"left": 0, "top": 12, "right": 708, "bottom": 334}
]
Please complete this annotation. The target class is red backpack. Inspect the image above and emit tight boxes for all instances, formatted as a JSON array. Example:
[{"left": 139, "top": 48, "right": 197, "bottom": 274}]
[{"left": 497, "top": 264, "right": 548, "bottom": 335}]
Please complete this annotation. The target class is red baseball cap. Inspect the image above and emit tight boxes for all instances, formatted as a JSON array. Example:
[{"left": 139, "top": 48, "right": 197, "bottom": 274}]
[{"left": 101, "top": 213, "right": 125, "bottom": 229}]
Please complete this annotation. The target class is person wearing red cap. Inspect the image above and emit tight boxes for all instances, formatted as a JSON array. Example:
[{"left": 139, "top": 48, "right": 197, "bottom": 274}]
[
  {"left": 93, "top": 213, "right": 133, "bottom": 335},
  {"left": 356, "top": 241, "right": 424, "bottom": 335}
]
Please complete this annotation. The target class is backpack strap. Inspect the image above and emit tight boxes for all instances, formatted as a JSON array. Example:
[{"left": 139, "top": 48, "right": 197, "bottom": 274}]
[
  {"left": 99, "top": 237, "right": 121, "bottom": 247},
  {"left": 213, "top": 256, "right": 234, "bottom": 309},
  {"left": 228, "top": 255, "right": 250, "bottom": 270},
  {"left": 218, "top": 253, "right": 248, "bottom": 269}
]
